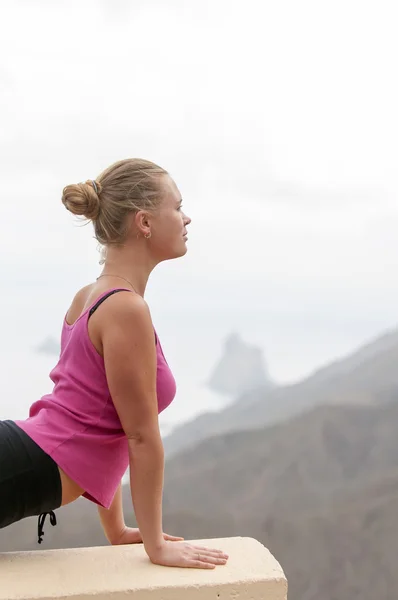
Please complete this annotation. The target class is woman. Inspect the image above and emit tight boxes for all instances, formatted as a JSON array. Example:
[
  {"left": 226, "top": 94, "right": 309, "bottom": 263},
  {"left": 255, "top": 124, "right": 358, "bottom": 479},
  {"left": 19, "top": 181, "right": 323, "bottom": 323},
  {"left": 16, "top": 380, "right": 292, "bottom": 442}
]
[{"left": 0, "top": 158, "right": 228, "bottom": 570}]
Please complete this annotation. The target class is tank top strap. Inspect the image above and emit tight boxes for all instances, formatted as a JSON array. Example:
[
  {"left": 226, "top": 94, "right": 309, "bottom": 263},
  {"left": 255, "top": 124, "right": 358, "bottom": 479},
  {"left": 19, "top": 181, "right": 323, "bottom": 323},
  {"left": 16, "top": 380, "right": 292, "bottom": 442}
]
[{"left": 88, "top": 288, "right": 133, "bottom": 319}]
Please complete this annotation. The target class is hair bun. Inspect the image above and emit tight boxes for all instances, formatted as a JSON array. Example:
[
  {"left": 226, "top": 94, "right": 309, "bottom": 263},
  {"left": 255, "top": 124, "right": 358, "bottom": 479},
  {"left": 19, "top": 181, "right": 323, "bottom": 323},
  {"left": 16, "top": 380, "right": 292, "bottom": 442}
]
[{"left": 62, "top": 180, "right": 102, "bottom": 220}]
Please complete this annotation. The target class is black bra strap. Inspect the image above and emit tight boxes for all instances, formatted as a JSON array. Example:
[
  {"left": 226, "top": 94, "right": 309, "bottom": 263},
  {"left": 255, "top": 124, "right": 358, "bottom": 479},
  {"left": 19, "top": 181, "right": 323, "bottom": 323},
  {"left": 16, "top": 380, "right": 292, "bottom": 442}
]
[{"left": 88, "top": 289, "right": 131, "bottom": 319}]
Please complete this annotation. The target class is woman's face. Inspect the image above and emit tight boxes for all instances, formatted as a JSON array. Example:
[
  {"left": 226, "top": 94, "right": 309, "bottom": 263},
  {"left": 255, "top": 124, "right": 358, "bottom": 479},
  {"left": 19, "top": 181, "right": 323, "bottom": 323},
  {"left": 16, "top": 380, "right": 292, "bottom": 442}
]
[{"left": 147, "top": 175, "right": 191, "bottom": 262}]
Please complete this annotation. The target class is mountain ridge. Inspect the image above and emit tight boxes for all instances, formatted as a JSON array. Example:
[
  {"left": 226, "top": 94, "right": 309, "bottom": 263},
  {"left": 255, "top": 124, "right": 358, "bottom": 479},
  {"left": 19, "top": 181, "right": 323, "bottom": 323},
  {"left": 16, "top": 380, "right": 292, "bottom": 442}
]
[{"left": 164, "top": 326, "right": 398, "bottom": 455}]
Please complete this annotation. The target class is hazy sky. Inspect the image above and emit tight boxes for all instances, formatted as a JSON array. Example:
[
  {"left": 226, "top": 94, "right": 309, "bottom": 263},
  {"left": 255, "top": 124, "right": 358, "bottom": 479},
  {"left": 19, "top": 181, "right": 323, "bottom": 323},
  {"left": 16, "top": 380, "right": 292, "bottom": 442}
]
[{"left": 1, "top": 0, "right": 398, "bottom": 425}]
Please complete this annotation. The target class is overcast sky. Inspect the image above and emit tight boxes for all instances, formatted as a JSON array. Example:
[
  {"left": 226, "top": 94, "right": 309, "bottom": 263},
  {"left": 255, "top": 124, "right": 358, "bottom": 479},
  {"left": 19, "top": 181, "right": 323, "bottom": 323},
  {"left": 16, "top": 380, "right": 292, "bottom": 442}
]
[{"left": 1, "top": 0, "right": 398, "bottom": 425}]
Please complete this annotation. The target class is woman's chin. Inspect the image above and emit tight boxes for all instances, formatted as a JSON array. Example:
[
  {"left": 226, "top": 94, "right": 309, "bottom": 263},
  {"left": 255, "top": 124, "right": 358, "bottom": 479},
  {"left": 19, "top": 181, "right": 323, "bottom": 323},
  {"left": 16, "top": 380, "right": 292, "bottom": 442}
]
[{"left": 176, "top": 242, "right": 188, "bottom": 258}]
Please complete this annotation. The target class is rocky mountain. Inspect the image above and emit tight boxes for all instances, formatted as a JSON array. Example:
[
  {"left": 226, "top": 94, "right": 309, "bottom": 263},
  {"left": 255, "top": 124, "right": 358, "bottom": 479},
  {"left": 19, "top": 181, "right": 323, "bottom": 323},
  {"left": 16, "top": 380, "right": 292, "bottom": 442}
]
[
  {"left": 163, "top": 399, "right": 398, "bottom": 516},
  {"left": 164, "top": 326, "right": 398, "bottom": 456},
  {"left": 163, "top": 399, "right": 398, "bottom": 600},
  {"left": 206, "top": 332, "right": 274, "bottom": 397}
]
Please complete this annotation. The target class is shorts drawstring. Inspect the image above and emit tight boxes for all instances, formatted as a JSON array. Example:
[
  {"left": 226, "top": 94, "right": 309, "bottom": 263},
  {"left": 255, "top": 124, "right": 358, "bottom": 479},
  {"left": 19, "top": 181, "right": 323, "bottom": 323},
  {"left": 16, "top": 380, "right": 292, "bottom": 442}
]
[{"left": 37, "top": 511, "right": 57, "bottom": 544}]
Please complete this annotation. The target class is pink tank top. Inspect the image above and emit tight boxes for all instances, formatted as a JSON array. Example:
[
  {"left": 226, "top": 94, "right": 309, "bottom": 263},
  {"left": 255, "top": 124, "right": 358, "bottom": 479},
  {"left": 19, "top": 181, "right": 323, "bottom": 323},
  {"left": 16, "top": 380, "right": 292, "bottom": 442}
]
[{"left": 15, "top": 288, "right": 176, "bottom": 509}]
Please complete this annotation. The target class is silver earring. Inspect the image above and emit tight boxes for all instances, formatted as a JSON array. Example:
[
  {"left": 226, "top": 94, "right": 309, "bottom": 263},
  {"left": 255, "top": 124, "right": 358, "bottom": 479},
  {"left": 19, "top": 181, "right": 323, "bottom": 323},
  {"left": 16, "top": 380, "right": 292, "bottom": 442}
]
[{"left": 144, "top": 232, "right": 152, "bottom": 239}]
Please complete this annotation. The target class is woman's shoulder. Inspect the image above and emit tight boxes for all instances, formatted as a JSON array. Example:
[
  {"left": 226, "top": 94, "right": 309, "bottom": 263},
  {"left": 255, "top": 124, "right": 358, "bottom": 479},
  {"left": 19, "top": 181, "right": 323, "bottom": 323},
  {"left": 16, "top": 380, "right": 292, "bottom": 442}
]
[
  {"left": 72, "top": 283, "right": 96, "bottom": 305},
  {"left": 69, "top": 282, "right": 142, "bottom": 316},
  {"left": 65, "top": 283, "right": 96, "bottom": 324},
  {"left": 74, "top": 282, "right": 149, "bottom": 325}
]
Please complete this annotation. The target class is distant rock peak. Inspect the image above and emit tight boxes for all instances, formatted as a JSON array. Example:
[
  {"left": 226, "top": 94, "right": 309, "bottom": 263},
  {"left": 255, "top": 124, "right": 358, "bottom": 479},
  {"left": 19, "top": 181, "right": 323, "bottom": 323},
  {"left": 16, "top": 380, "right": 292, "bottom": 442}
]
[{"left": 207, "top": 332, "right": 274, "bottom": 398}]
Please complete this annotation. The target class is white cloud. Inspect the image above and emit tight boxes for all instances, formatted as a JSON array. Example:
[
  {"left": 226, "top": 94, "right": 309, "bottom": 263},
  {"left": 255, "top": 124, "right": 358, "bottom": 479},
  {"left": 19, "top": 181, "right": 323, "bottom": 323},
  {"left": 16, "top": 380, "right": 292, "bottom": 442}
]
[{"left": 0, "top": 0, "right": 397, "bottom": 423}]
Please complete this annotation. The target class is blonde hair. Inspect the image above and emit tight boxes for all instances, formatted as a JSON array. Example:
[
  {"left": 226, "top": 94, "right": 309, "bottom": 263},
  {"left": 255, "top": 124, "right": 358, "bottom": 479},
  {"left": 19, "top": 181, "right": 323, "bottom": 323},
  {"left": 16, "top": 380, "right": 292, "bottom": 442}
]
[{"left": 61, "top": 158, "right": 168, "bottom": 246}]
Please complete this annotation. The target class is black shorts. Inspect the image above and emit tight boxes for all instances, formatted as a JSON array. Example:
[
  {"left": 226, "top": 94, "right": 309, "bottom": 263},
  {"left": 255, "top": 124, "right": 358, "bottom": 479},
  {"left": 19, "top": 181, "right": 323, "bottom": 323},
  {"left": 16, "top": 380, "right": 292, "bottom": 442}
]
[{"left": 0, "top": 420, "right": 62, "bottom": 539}]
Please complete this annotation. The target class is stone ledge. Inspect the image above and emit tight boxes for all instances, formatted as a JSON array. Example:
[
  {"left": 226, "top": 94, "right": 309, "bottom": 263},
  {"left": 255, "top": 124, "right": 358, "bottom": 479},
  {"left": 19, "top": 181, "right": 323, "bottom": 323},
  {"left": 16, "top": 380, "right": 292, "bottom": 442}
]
[{"left": 0, "top": 536, "right": 287, "bottom": 600}]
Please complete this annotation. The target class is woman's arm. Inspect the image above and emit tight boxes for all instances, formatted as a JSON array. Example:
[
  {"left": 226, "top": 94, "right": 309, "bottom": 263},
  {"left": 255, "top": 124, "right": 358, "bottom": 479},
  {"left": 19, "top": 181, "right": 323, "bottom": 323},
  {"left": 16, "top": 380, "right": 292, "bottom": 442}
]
[
  {"left": 97, "top": 292, "right": 228, "bottom": 568},
  {"left": 98, "top": 482, "right": 125, "bottom": 544},
  {"left": 99, "top": 293, "right": 165, "bottom": 555},
  {"left": 98, "top": 480, "right": 184, "bottom": 546}
]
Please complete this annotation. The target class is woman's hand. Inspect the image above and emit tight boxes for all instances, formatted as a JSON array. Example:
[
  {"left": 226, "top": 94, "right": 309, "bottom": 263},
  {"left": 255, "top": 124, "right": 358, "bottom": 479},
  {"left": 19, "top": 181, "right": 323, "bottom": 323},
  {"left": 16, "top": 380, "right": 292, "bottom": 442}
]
[
  {"left": 148, "top": 540, "right": 229, "bottom": 569},
  {"left": 112, "top": 526, "right": 184, "bottom": 546}
]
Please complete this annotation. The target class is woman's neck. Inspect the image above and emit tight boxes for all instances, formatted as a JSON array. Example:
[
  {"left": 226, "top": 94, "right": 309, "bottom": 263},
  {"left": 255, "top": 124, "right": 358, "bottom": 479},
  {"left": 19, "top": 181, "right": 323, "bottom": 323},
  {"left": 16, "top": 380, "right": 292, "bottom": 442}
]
[{"left": 99, "top": 244, "right": 157, "bottom": 297}]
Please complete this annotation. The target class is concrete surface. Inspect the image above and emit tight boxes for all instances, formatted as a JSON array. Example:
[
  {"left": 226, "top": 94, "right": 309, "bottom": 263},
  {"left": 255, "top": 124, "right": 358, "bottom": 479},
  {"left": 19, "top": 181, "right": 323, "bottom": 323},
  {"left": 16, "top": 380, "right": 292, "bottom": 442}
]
[{"left": 0, "top": 536, "right": 287, "bottom": 600}]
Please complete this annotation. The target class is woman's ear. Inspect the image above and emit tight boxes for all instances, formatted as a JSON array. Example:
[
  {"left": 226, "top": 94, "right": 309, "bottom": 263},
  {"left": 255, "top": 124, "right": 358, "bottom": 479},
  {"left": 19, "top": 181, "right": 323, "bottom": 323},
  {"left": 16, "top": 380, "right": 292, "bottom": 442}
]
[{"left": 133, "top": 210, "right": 151, "bottom": 237}]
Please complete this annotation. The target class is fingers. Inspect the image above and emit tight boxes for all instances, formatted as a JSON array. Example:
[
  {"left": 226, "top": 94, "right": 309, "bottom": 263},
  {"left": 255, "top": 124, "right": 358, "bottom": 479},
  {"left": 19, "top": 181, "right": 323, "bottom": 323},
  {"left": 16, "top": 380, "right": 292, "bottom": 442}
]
[
  {"left": 191, "top": 561, "right": 216, "bottom": 569},
  {"left": 192, "top": 545, "right": 229, "bottom": 559},
  {"left": 187, "top": 548, "right": 228, "bottom": 569},
  {"left": 192, "top": 546, "right": 227, "bottom": 554},
  {"left": 188, "top": 556, "right": 227, "bottom": 569}
]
